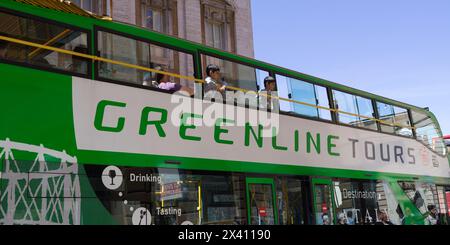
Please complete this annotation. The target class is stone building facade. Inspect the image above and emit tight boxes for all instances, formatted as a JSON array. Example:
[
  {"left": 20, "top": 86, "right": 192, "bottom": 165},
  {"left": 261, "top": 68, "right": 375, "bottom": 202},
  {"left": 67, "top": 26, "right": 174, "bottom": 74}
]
[{"left": 73, "top": 0, "right": 254, "bottom": 58}]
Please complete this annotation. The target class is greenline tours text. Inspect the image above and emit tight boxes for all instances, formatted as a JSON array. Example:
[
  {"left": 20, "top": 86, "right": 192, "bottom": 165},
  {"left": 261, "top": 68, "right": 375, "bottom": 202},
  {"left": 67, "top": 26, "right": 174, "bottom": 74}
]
[{"left": 178, "top": 229, "right": 271, "bottom": 243}]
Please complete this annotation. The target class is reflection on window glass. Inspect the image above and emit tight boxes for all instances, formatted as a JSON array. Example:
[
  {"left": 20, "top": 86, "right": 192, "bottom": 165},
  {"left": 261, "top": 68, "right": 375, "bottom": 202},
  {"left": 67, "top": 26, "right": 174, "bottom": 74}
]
[
  {"left": 202, "top": 55, "right": 260, "bottom": 92},
  {"left": 333, "top": 179, "right": 402, "bottom": 225},
  {"left": 248, "top": 184, "right": 276, "bottom": 225},
  {"left": 333, "top": 90, "right": 377, "bottom": 130},
  {"left": 0, "top": 11, "right": 89, "bottom": 75},
  {"left": 376, "top": 102, "right": 412, "bottom": 137},
  {"left": 98, "top": 30, "right": 195, "bottom": 93},
  {"left": 85, "top": 165, "right": 247, "bottom": 225},
  {"left": 202, "top": 54, "right": 267, "bottom": 108},
  {"left": 276, "top": 177, "right": 307, "bottom": 225},
  {"left": 276, "top": 75, "right": 331, "bottom": 120},
  {"left": 314, "top": 184, "right": 333, "bottom": 225},
  {"left": 399, "top": 182, "right": 440, "bottom": 217},
  {"left": 411, "top": 110, "right": 447, "bottom": 156}
]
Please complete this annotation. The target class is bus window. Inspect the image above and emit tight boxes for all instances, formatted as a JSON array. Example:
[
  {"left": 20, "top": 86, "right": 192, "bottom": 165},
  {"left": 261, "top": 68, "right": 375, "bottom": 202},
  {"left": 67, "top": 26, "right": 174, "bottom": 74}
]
[
  {"left": 399, "top": 181, "right": 443, "bottom": 225},
  {"left": 276, "top": 177, "right": 309, "bottom": 225},
  {"left": 437, "top": 186, "right": 449, "bottom": 225},
  {"left": 97, "top": 30, "right": 195, "bottom": 94},
  {"left": 0, "top": 11, "right": 89, "bottom": 75},
  {"left": 201, "top": 54, "right": 266, "bottom": 108},
  {"left": 332, "top": 90, "right": 377, "bottom": 131},
  {"left": 411, "top": 110, "right": 447, "bottom": 156},
  {"left": 83, "top": 165, "right": 248, "bottom": 225},
  {"left": 333, "top": 179, "right": 402, "bottom": 225},
  {"left": 376, "top": 102, "right": 413, "bottom": 137},
  {"left": 276, "top": 74, "right": 331, "bottom": 120}
]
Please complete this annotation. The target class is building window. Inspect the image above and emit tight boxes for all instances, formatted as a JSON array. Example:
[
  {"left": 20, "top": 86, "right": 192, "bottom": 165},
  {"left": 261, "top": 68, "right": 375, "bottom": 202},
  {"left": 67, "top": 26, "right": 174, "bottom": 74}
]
[
  {"left": 139, "top": 0, "right": 177, "bottom": 36},
  {"left": 72, "top": 0, "right": 110, "bottom": 16},
  {"left": 202, "top": 0, "right": 235, "bottom": 52}
]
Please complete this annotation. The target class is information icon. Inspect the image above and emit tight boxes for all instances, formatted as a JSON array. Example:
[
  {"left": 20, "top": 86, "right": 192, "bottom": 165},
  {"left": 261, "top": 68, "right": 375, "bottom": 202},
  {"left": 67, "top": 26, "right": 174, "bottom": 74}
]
[
  {"left": 101, "top": 166, "right": 123, "bottom": 190},
  {"left": 132, "top": 208, "right": 152, "bottom": 225}
]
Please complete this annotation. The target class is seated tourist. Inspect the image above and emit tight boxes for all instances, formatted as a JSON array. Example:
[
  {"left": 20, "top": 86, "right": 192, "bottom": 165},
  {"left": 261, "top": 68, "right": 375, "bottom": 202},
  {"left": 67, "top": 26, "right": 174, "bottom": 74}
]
[
  {"left": 156, "top": 68, "right": 194, "bottom": 96},
  {"left": 204, "top": 64, "right": 226, "bottom": 98}
]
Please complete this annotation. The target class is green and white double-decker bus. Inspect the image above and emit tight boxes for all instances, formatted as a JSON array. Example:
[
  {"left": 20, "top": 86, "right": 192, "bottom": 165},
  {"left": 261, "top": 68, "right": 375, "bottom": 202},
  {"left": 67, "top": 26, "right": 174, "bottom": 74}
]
[{"left": 0, "top": 0, "right": 449, "bottom": 226}]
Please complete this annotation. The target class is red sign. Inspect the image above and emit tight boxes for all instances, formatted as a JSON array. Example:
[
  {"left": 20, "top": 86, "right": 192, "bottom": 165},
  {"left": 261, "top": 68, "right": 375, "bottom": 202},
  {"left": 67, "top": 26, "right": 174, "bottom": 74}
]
[
  {"left": 322, "top": 203, "right": 328, "bottom": 213},
  {"left": 259, "top": 208, "right": 267, "bottom": 217}
]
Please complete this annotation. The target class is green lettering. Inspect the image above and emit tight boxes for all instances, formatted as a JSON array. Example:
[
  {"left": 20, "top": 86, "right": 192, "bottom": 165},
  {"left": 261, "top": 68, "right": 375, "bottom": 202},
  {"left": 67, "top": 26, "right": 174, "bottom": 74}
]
[
  {"left": 180, "top": 113, "right": 202, "bottom": 141},
  {"left": 272, "top": 127, "right": 288, "bottom": 151},
  {"left": 94, "top": 100, "right": 127, "bottom": 132},
  {"left": 215, "top": 118, "right": 235, "bottom": 145},
  {"left": 327, "top": 135, "right": 340, "bottom": 156},
  {"left": 307, "top": 132, "right": 321, "bottom": 154},
  {"left": 139, "top": 107, "right": 167, "bottom": 137},
  {"left": 294, "top": 130, "right": 300, "bottom": 152},
  {"left": 245, "top": 123, "right": 263, "bottom": 148}
]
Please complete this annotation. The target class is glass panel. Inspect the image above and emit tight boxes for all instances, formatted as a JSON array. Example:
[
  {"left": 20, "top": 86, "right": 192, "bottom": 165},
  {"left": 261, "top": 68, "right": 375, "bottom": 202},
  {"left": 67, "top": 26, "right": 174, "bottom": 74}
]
[
  {"left": 333, "top": 90, "right": 377, "bottom": 130},
  {"left": 333, "top": 179, "right": 402, "bottom": 225},
  {"left": 98, "top": 31, "right": 195, "bottom": 95},
  {"left": 314, "top": 184, "right": 333, "bottom": 225},
  {"left": 290, "top": 79, "right": 317, "bottom": 117},
  {"left": 411, "top": 110, "right": 447, "bottom": 156},
  {"left": 355, "top": 96, "right": 377, "bottom": 130},
  {"left": 333, "top": 90, "right": 358, "bottom": 125},
  {"left": 276, "top": 177, "right": 307, "bottom": 225},
  {"left": 315, "top": 86, "right": 332, "bottom": 121},
  {"left": 0, "top": 11, "right": 89, "bottom": 75},
  {"left": 248, "top": 183, "right": 275, "bottom": 225},
  {"left": 399, "top": 181, "right": 443, "bottom": 225},
  {"left": 202, "top": 55, "right": 267, "bottom": 108},
  {"left": 437, "top": 186, "right": 449, "bottom": 225},
  {"left": 446, "top": 187, "right": 450, "bottom": 224},
  {"left": 274, "top": 74, "right": 293, "bottom": 112},
  {"left": 377, "top": 102, "right": 413, "bottom": 137},
  {"left": 276, "top": 74, "right": 331, "bottom": 120},
  {"left": 83, "top": 165, "right": 247, "bottom": 225}
]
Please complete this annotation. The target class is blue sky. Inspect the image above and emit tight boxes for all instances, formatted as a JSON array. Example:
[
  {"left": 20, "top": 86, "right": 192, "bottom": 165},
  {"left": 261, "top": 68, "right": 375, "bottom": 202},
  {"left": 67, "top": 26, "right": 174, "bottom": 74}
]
[{"left": 251, "top": 0, "right": 450, "bottom": 135}]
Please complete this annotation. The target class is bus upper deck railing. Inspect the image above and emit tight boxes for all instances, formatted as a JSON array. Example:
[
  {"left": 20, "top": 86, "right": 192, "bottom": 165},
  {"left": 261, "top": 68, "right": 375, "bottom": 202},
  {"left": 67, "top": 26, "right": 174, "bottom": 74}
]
[{"left": 0, "top": 35, "right": 416, "bottom": 131}]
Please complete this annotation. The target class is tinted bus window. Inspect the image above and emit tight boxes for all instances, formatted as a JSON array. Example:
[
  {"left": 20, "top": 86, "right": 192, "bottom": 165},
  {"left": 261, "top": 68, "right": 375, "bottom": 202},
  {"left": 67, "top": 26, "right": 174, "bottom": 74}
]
[
  {"left": 399, "top": 181, "right": 443, "bottom": 225},
  {"left": 332, "top": 90, "right": 377, "bottom": 131},
  {"left": 411, "top": 110, "right": 447, "bottom": 156},
  {"left": 97, "top": 30, "right": 195, "bottom": 93},
  {"left": 201, "top": 54, "right": 268, "bottom": 108},
  {"left": 276, "top": 74, "right": 331, "bottom": 120},
  {"left": 376, "top": 102, "right": 413, "bottom": 137},
  {"left": 0, "top": 11, "right": 89, "bottom": 75},
  {"left": 333, "top": 179, "right": 402, "bottom": 225},
  {"left": 84, "top": 165, "right": 248, "bottom": 225},
  {"left": 276, "top": 177, "right": 309, "bottom": 225}
]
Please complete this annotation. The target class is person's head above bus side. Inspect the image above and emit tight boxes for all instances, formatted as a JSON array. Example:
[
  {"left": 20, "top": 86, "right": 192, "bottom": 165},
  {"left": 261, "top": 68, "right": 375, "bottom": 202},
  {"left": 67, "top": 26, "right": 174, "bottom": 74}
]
[
  {"left": 263, "top": 76, "right": 277, "bottom": 92},
  {"left": 205, "top": 64, "right": 221, "bottom": 82}
]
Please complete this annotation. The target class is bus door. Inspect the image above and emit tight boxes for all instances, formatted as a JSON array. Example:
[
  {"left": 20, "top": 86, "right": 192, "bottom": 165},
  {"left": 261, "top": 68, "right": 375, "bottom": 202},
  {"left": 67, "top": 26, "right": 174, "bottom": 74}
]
[
  {"left": 246, "top": 178, "right": 278, "bottom": 225},
  {"left": 312, "top": 178, "right": 335, "bottom": 225}
]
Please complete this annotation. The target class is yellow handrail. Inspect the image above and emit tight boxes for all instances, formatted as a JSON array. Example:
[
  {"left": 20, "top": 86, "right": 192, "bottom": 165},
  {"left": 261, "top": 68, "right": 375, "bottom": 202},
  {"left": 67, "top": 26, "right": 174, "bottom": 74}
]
[{"left": 0, "top": 35, "right": 416, "bottom": 130}]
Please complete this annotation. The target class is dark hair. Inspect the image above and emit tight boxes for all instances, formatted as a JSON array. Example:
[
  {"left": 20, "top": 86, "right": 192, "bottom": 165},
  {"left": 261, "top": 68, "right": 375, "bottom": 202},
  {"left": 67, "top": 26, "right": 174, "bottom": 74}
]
[
  {"left": 206, "top": 64, "right": 220, "bottom": 77},
  {"left": 428, "top": 205, "right": 436, "bottom": 212},
  {"left": 264, "top": 76, "right": 276, "bottom": 87},
  {"left": 153, "top": 66, "right": 166, "bottom": 83},
  {"left": 73, "top": 45, "right": 88, "bottom": 54},
  {"left": 72, "top": 45, "right": 89, "bottom": 63}
]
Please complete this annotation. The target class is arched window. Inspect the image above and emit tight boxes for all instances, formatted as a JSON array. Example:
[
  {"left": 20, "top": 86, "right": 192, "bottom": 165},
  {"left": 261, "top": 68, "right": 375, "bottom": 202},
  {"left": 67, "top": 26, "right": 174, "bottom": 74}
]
[
  {"left": 139, "top": 0, "right": 178, "bottom": 36},
  {"left": 201, "top": 0, "right": 236, "bottom": 52},
  {"left": 72, "top": 0, "right": 111, "bottom": 16}
]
